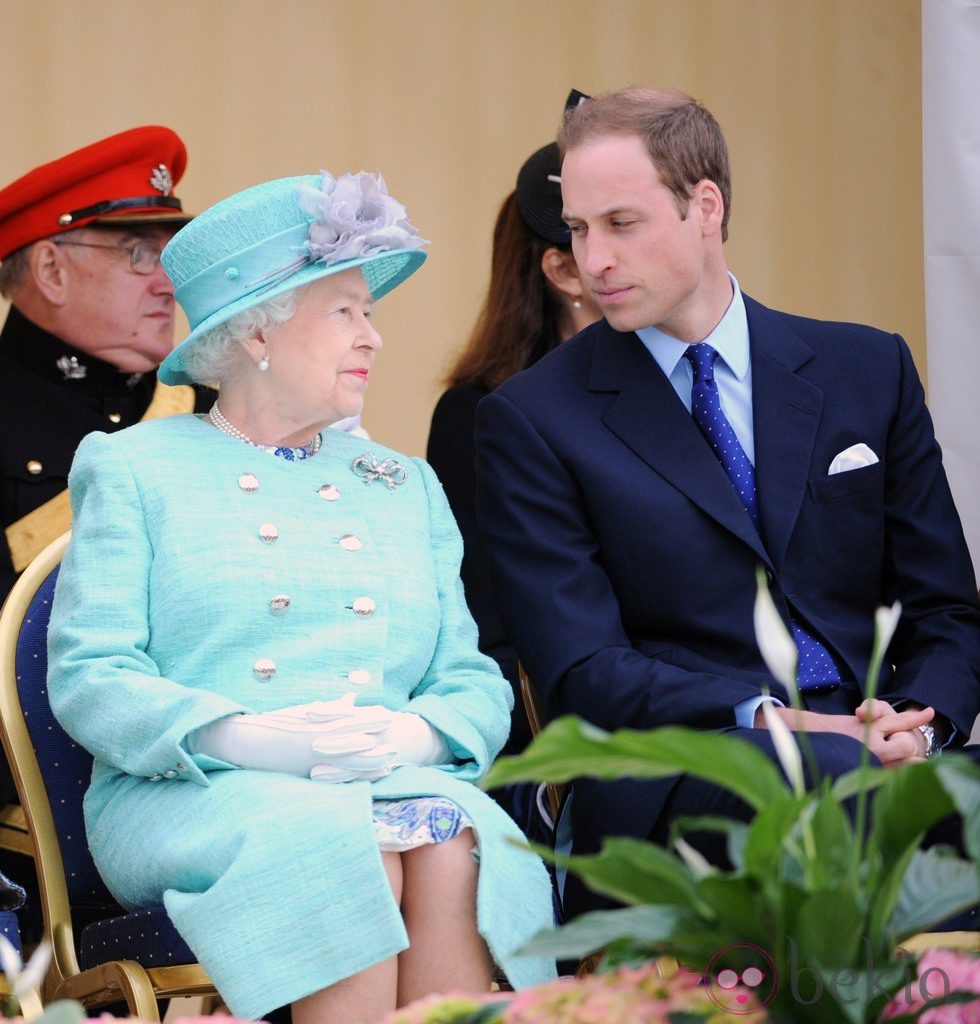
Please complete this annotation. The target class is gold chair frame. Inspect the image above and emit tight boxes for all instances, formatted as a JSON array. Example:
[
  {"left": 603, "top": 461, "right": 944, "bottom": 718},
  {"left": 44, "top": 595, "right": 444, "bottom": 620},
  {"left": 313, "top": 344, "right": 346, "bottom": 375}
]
[
  {"left": 517, "top": 664, "right": 564, "bottom": 821},
  {"left": 0, "top": 532, "right": 217, "bottom": 1018}
]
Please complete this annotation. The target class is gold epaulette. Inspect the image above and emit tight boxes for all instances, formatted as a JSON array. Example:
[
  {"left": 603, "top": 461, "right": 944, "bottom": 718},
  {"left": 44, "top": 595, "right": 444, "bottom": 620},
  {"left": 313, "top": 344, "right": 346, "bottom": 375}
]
[{"left": 5, "top": 382, "right": 196, "bottom": 572}]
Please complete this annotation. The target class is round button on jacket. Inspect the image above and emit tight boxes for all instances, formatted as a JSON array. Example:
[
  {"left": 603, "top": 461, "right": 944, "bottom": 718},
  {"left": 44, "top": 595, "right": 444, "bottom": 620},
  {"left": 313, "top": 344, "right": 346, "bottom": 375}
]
[
  {"left": 253, "top": 658, "right": 277, "bottom": 681},
  {"left": 259, "top": 523, "right": 279, "bottom": 543},
  {"left": 239, "top": 473, "right": 260, "bottom": 493},
  {"left": 347, "top": 668, "right": 371, "bottom": 686},
  {"left": 339, "top": 534, "right": 362, "bottom": 551},
  {"left": 351, "top": 597, "right": 376, "bottom": 618},
  {"left": 26, "top": 460, "right": 43, "bottom": 475},
  {"left": 269, "top": 594, "right": 291, "bottom": 615},
  {"left": 318, "top": 484, "right": 340, "bottom": 501}
]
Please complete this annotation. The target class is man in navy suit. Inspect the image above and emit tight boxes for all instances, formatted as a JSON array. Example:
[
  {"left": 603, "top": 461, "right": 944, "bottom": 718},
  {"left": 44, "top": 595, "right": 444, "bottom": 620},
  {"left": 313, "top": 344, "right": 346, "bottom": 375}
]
[{"left": 475, "top": 86, "right": 980, "bottom": 917}]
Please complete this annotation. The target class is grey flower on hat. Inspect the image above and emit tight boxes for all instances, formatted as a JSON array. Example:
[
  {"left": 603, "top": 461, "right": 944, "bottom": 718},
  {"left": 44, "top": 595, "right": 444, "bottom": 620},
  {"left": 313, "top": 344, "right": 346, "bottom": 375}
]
[{"left": 299, "top": 172, "right": 427, "bottom": 265}]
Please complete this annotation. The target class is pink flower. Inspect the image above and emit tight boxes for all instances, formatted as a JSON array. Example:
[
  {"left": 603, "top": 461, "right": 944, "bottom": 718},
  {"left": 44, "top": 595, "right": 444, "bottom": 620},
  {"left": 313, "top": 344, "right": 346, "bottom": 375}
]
[
  {"left": 881, "top": 949, "right": 980, "bottom": 1024},
  {"left": 500, "top": 962, "right": 768, "bottom": 1024}
]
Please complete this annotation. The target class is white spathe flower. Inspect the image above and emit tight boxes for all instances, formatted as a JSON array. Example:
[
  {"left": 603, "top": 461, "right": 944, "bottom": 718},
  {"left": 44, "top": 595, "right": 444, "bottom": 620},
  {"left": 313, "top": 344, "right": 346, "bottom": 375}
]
[
  {"left": 299, "top": 171, "right": 427, "bottom": 265},
  {"left": 0, "top": 934, "right": 52, "bottom": 1008},
  {"left": 874, "top": 601, "right": 902, "bottom": 654},
  {"left": 0, "top": 932, "right": 20, "bottom": 981},
  {"left": 754, "top": 568, "right": 799, "bottom": 703},
  {"left": 674, "top": 837, "right": 713, "bottom": 879},
  {"left": 762, "top": 697, "right": 805, "bottom": 797},
  {"left": 16, "top": 942, "right": 51, "bottom": 1001}
]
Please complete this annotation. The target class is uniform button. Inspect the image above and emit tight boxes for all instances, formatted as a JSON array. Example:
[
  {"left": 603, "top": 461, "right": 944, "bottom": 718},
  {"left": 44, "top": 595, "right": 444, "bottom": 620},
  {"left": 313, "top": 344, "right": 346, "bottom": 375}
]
[
  {"left": 269, "top": 594, "right": 291, "bottom": 615},
  {"left": 107, "top": 413, "right": 122, "bottom": 424},
  {"left": 163, "top": 770, "right": 177, "bottom": 779},
  {"left": 318, "top": 484, "right": 340, "bottom": 501},
  {"left": 351, "top": 596, "right": 376, "bottom": 618},
  {"left": 149, "top": 774, "right": 162, "bottom": 782},
  {"left": 259, "top": 523, "right": 280, "bottom": 544},
  {"left": 26, "top": 460, "right": 43, "bottom": 475},
  {"left": 347, "top": 668, "right": 371, "bottom": 686},
  {"left": 239, "top": 473, "right": 260, "bottom": 492},
  {"left": 253, "top": 658, "right": 277, "bottom": 681},
  {"left": 339, "top": 534, "right": 362, "bottom": 551},
  {"left": 176, "top": 763, "right": 187, "bottom": 771}
]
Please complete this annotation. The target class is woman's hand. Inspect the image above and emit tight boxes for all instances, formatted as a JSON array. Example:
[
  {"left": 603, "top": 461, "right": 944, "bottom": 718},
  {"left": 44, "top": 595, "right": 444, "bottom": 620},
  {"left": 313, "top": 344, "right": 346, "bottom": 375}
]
[
  {"left": 309, "top": 711, "right": 450, "bottom": 779},
  {"left": 186, "top": 696, "right": 400, "bottom": 781}
]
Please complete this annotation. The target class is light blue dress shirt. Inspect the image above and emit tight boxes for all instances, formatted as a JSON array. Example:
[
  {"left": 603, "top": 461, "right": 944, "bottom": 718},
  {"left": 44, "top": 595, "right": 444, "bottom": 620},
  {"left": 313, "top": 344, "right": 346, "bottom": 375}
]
[{"left": 636, "top": 275, "right": 780, "bottom": 730}]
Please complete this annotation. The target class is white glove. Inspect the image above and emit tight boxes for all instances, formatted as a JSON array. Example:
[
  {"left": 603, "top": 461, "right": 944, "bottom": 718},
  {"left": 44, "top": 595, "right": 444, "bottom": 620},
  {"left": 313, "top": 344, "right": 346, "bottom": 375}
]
[
  {"left": 310, "top": 711, "right": 449, "bottom": 780},
  {"left": 187, "top": 695, "right": 397, "bottom": 781}
]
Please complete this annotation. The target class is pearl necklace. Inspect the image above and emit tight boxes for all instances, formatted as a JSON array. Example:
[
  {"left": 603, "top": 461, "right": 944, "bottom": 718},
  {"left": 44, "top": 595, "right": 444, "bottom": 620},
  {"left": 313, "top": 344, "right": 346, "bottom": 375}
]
[{"left": 208, "top": 401, "right": 322, "bottom": 460}]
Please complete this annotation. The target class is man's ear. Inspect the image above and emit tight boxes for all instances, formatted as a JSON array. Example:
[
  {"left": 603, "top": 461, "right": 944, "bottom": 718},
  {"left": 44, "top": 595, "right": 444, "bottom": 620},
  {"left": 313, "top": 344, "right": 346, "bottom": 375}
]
[
  {"left": 540, "top": 246, "right": 585, "bottom": 302},
  {"left": 29, "top": 240, "right": 70, "bottom": 306},
  {"left": 693, "top": 179, "right": 725, "bottom": 238}
]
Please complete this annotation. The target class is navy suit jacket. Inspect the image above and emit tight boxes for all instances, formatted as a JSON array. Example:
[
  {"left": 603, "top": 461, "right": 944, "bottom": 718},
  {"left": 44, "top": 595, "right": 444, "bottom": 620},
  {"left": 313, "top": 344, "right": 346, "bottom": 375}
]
[{"left": 475, "top": 295, "right": 980, "bottom": 846}]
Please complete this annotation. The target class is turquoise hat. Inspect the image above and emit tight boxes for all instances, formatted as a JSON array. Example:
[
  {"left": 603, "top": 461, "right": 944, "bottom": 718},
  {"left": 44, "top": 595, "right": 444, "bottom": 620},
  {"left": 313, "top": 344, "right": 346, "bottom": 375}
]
[{"left": 159, "top": 172, "right": 427, "bottom": 385}]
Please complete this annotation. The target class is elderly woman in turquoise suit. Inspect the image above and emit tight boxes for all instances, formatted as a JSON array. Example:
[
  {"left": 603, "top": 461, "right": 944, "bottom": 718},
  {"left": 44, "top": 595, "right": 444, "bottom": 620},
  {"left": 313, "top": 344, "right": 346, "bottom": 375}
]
[{"left": 46, "top": 172, "right": 555, "bottom": 1024}]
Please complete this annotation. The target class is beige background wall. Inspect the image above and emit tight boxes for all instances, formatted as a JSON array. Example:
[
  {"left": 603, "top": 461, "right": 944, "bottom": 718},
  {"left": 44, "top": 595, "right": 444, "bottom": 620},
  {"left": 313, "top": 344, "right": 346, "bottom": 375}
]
[{"left": 1, "top": 0, "right": 923, "bottom": 456}]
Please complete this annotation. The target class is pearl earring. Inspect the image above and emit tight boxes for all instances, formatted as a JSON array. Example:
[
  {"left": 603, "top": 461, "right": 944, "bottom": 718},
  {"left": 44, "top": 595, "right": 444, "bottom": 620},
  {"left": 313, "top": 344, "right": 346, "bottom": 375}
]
[
  {"left": 572, "top": 300, "right": 582, "bottom": 309},
  {"left": 257, "top": 355, "right": 270, "bottom": 372}
]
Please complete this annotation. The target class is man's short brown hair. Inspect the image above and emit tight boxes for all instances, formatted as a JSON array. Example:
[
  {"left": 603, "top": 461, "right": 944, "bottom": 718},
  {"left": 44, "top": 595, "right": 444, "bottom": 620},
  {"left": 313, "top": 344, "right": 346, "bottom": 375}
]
[{"left": 558, "top": 86, "right": 732, "bottom": 242}]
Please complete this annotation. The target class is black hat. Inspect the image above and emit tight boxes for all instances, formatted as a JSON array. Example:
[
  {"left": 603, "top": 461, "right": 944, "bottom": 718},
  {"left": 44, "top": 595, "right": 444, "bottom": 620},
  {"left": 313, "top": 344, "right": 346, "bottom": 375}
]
[
  {"left": 515, "top": 142, "right": 569, "bottom": 246},
  {"left": 514, "top": 91, "right": 591, "bottom": 247}
]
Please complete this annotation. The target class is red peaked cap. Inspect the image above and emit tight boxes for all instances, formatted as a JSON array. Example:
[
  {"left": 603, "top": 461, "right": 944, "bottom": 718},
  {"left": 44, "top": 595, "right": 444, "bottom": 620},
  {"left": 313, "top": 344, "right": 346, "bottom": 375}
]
[{"left": 0, "top": 125, "right": 190, "bottom": 260}]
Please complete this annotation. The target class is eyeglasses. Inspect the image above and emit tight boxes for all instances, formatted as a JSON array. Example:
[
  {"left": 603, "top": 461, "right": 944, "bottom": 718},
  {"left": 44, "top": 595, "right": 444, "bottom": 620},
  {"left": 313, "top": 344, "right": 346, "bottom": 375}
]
[{"left": 53, "top": 239, "right": 164, "bottom": 276}]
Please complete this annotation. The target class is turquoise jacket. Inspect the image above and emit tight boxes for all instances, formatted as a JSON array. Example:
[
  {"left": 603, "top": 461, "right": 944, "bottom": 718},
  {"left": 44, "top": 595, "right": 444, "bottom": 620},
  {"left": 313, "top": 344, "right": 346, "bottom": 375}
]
[{"left": 47, "top": 415, "right": 555, "bottom": 1018}]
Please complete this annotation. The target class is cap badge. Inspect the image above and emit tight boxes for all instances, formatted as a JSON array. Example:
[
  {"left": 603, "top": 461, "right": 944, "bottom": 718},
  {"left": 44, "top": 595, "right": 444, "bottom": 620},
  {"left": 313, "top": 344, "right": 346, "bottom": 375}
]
[
  {"left": 56, "top": 355, "right": 87, "bottom": 381},
  {"left": 149, "top": 164, "right": 173, "bottom": 196}
]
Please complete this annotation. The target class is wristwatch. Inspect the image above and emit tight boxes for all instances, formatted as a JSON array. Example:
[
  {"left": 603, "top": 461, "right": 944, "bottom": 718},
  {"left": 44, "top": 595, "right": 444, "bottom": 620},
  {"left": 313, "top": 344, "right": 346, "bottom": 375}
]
[{"left": 917, "top": 723, "right": 941, "bottom": 758}]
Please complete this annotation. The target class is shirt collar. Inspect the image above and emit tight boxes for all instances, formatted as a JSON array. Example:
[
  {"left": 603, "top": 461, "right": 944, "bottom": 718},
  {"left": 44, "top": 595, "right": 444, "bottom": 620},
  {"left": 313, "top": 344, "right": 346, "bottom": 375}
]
[{"left": 636, "top": 273, "right": 749, "bottom": 381}]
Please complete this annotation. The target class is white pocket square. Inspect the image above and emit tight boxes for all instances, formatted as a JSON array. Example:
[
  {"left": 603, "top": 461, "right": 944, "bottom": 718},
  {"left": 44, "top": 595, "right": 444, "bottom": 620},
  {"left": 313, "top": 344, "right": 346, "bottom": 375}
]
[{"left": 828, "top": 443, "right": 879, "bottom": 475}]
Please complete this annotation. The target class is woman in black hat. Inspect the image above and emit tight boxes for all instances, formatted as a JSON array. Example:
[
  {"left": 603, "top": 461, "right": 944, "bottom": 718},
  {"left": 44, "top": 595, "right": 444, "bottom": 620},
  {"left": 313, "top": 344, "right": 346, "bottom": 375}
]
[{"left": 426, "top": 144, "right": 600, "bottom": 798}]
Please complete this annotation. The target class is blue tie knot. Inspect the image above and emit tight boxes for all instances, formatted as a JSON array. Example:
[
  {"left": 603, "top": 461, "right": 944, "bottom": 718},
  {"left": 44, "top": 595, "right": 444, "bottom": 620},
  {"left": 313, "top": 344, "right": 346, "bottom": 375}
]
[{"left": 683, "top": 342, "right": 719, "bottom": 383}]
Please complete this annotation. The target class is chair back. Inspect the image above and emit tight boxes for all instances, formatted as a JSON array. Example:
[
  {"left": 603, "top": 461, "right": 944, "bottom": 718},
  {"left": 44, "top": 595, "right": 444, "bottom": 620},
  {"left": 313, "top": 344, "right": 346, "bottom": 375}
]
[{"left": 0, "top": 532, "right": 114, "bottom": 983}]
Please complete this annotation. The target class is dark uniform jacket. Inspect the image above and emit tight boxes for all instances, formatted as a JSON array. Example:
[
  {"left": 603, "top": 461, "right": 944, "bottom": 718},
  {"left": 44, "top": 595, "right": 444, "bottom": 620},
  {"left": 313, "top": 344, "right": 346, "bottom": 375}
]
[{"left": 0, "top": 303, "right": 212, "bottom": 801}]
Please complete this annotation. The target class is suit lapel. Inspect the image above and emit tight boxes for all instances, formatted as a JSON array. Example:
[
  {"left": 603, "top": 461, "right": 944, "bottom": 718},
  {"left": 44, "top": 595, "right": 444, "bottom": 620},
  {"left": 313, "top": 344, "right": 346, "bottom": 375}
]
[
  {"left": 590, "top": 322, "right": 772, "bottom": 568},
  {"left": 745, "top": 297, "right": 823, "bottom": 570}
]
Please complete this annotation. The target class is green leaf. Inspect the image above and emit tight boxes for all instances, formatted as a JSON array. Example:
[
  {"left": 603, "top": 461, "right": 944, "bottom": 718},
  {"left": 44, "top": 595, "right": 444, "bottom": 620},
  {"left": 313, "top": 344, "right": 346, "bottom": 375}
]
[
  {"left": 811, "top": 960, "right": 911, "bottom": 1024},
  {"left": 467, "top": 1002, "right": 509, "bottom": 1024},
  {"left": 803, "top": 792, "right": 856, "bottom": 890},
  {"left": 742, "top": 794, "right": 809, "bottom": 881},
  {"left": 891, "top": 846, "right": 979, "bottom": 938},
  {"left": 935, "top": 753, "right": 980, "bottom": 868},
  {"left": 35, "top": 1002, "right": 86, "bottom": 1024},
  {"left": 598, "top": 937, "right": 663, "bottom": 972},
  {"left": 668, "top": 815, "right": 750, "bottom": 873},
  {"left": 793, "top": 887, "right": 864, "bottom": 967},
  {"left": 538, "top": 837, "right": 709, "bottom": 911},
  {"left": 831, "top": 763, "right": 888, "bottom": 802},
  {"left": 867, "top": 841, "right": 918, "bottom": 952},
  {"left": 694, "top": 875, "right": 771, "bottom": 942},
  {"left": 483, "top": 717, "right": 788, "bottom": 811},
  {"left": 867, "top": 761, "right": 955, "bottom": 869},
  {"left": 517, "top": 905, "right": 682, "bottom": 958}
]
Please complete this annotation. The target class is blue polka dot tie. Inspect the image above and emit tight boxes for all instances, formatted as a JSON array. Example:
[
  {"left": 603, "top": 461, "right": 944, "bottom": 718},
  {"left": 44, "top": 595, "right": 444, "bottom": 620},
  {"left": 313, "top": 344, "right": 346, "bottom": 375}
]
[{"left": 684, "top": 343, "right": 840, "bottom": 691}]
